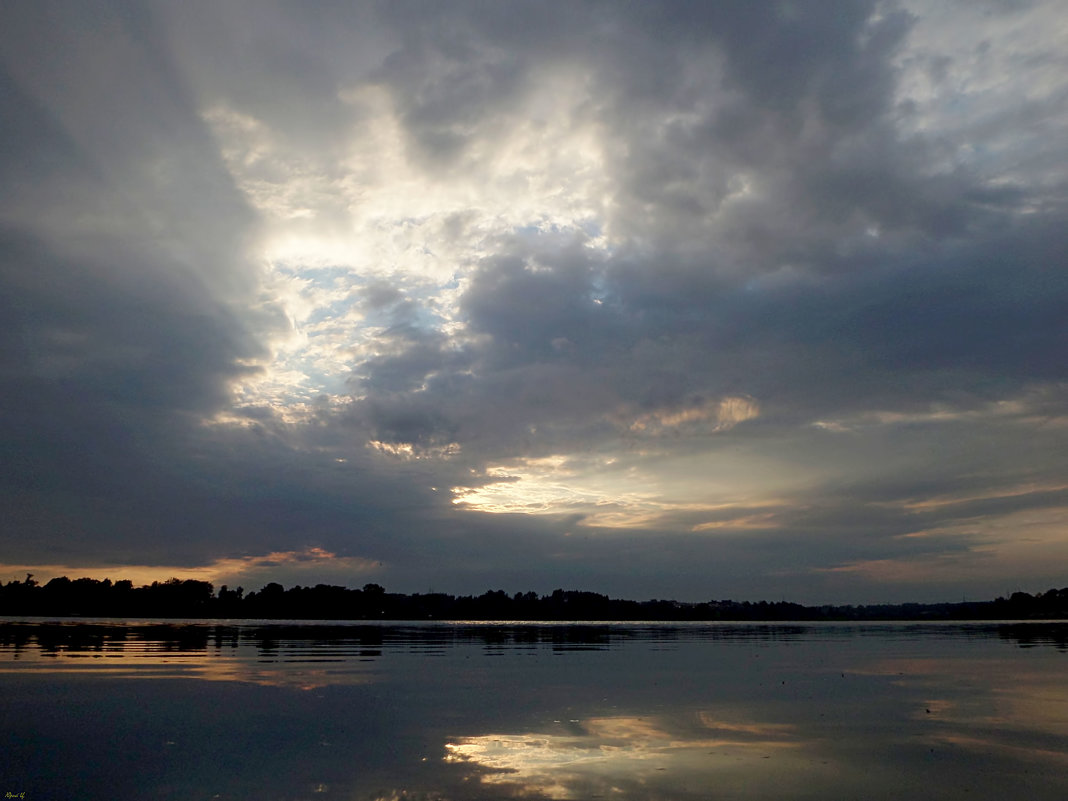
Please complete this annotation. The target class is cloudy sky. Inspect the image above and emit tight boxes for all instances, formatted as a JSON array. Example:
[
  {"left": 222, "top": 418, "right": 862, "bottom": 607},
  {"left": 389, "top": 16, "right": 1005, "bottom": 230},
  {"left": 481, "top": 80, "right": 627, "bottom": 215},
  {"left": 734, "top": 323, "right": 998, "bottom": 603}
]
[{"left": 2, "top": 0, "right": 1066, "bottom": 604}]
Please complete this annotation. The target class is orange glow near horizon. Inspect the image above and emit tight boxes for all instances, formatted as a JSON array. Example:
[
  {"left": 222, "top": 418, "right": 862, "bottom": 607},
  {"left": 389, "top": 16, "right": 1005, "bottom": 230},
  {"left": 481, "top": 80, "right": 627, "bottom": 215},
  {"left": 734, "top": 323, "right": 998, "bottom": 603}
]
[{"left": 0, "top": 546, "right": 381, "bottom": 589}]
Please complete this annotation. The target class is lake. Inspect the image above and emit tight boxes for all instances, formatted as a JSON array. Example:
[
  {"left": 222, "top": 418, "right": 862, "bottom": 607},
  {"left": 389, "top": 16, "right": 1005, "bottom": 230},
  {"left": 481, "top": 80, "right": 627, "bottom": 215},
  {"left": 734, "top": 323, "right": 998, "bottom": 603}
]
[{"left": 1, "top": 619, "right": 1066, "bottom": 800}]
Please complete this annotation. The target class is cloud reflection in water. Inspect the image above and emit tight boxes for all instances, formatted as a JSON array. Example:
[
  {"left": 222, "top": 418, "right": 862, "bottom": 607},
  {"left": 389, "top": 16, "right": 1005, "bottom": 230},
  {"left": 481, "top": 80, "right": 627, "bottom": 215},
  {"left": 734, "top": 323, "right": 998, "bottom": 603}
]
[{"left": 445, "top": 713, "right": 822, "bottom": 800}]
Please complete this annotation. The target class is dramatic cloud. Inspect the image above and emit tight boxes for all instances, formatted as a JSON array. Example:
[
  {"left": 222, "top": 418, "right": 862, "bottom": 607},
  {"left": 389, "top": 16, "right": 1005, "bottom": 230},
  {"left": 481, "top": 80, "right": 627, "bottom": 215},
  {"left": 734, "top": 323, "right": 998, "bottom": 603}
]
[{"left": 2, "top": 0, "right": 1066, "bottom": 603}]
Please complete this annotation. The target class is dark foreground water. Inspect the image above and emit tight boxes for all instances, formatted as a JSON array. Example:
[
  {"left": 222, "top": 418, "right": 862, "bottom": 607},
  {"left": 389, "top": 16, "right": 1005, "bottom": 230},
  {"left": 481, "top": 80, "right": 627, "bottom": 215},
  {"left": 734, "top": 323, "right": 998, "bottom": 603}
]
[{"left": 1, "top": 620, "right": 1066, "bottom": 800}]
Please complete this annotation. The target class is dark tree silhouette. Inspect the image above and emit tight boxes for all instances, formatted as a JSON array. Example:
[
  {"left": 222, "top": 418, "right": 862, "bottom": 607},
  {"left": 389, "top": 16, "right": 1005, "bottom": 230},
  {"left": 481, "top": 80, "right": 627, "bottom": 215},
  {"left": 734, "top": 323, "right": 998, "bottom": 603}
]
[{"left": 1, "top": 574, "right": 1066, "bottom": 621}]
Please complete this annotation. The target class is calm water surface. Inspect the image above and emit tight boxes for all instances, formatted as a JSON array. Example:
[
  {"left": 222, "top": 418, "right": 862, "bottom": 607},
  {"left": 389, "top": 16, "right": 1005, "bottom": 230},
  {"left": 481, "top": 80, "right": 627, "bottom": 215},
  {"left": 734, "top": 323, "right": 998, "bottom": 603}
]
[{"left": 1, "top": 619, "right": 1066, "bottom": 800}]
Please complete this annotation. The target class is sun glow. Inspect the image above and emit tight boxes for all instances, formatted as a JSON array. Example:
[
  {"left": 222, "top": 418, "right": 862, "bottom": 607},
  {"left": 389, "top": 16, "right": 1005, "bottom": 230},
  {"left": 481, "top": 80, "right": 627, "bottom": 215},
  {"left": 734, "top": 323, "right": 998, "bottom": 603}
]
[
  {"left": 204, "top": 72, "right": 612, "bottom": 419},
  {"left": 451, "top": 454, "right": 662, "bottom": 522},
  {"left": 451, "top": 448, "right": 787, "bottom": 532}
]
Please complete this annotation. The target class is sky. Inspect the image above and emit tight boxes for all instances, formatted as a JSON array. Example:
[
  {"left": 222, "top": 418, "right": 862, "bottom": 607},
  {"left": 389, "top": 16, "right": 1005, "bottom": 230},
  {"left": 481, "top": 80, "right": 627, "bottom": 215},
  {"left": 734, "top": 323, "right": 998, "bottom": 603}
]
[{"left": 1, "top": 0, "right": 1066, "bottom": 605}]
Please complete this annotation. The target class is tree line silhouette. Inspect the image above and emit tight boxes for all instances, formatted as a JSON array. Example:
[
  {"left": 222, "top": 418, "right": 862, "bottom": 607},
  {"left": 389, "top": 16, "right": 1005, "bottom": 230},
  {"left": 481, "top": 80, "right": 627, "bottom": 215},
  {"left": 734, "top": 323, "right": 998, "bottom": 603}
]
[{"left": 1, "top": 574, "right": 1066, "bottom": 620}]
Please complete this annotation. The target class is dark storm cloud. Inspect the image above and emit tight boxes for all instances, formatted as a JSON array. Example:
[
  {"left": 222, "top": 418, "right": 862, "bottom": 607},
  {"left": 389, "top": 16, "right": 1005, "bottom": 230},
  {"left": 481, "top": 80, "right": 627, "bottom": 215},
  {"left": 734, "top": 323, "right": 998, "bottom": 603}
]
[
  {"left": 356, "top": 211, "right": 1067, "bottom": 457},
  {"left": 622, "top": 214, "right": 1068, "bottom": 421},
  {"left": 1, "top": 0, "right": 1066, "bottom": 602}
]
